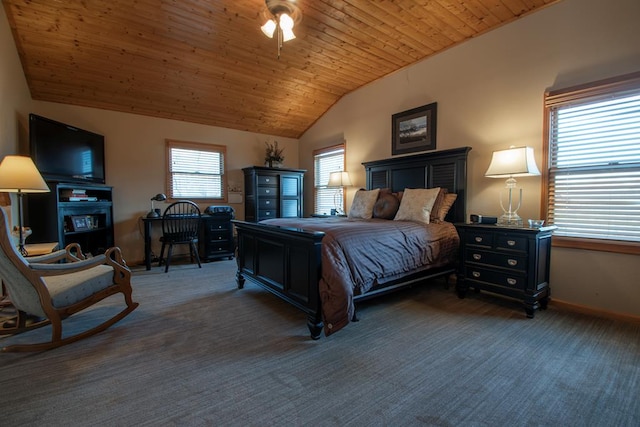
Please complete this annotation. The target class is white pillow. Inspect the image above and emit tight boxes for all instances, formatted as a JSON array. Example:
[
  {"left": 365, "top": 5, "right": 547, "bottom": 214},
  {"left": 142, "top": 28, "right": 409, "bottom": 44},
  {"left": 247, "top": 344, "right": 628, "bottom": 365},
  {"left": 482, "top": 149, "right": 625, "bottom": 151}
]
[
  {"left": 393, "top": 187, "right": 441, "bottom": 224},
  {"left": 348, "top": 188, "right": 380, "bottom": 219}
]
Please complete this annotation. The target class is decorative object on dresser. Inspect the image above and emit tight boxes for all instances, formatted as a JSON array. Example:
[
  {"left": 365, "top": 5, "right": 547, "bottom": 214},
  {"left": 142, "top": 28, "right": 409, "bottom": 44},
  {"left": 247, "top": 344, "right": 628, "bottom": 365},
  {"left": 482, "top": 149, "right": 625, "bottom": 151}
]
[
  {"left": 264, "top": 140, "right": 285, "bottom": 168},
  {"left": 392, "top": 102, "right": 437, "bottom": 155},
  {"left": 234, "top": 147, "right": 470, "bottom": 339},
  {"left": 455, "top": 223, "right": 556, "bottom": 318},
  {"left": 484, "top": 146, "right": 541, "bottom": 227},
  {"left": 0, "top": 155, "right": 50, "bottom": 256},
  {"left": 243, "top": 166, "right": 305, "bottom": 222},
  {"left": 326, "top": 171, "right": 352, "bottom": 215}
]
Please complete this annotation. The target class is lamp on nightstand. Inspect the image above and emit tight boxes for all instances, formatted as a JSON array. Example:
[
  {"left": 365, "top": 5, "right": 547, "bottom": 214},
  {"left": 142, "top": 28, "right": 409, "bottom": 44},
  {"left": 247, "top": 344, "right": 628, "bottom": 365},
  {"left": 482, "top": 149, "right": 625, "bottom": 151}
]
[
  {"left": 0, "top": 155, "right": 50, "bottom": 256},
  {"left": 485, "top": 146, "right": 540, "bottom": 227},
  {"left": 327, "top": 171, "right": 352, "bottom": 215}
]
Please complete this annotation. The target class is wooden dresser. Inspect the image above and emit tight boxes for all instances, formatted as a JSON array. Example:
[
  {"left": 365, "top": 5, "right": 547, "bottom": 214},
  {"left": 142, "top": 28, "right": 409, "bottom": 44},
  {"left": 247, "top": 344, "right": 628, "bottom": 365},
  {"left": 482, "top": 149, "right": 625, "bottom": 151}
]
[
  {"left": 455, "top": 223, "right": 556, "bottom": 318},
  {"left": 243, "top": 166, "right": 305, "bottom": 222}
]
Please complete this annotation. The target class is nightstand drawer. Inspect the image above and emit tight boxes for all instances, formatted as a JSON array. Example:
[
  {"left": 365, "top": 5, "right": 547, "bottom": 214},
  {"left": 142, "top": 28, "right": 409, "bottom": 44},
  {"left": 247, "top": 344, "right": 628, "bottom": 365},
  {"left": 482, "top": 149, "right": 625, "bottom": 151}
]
[
  {"left": 495, "top": 234, "right": 528, "bottom": 252},
  {"left": 464, "top": 231, "right": 494, "bottom": 248},
  {"left": 465, "top": 249, "right": 527, "bottom": 272},
  {"left": 466, "top": 267, "right": 526, "bottom": 290}
]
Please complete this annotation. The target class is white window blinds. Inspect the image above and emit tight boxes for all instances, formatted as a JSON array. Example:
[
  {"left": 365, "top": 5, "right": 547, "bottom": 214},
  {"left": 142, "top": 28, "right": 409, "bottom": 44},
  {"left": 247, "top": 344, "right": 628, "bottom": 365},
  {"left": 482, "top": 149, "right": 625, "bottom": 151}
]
[
  {"left": 166, "top": 140, "right": 226, "bottom": 200},
  {"left": 314, "top": 146, "right": 345, "bottom": 215},
  {"left": 546, "top": 76, "right": 640, "bottom": 243}
]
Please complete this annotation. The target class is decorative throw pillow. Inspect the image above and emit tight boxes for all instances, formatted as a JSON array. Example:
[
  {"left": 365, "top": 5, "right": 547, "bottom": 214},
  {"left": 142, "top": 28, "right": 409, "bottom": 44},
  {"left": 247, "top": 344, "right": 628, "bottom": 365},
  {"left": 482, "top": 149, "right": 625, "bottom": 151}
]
[
  {"left": 429, "top": 188, "right": 448, "bottom": 223},
  {"left": 373, "top": 192, "right": 400, "bottom": 219},
  {"left": 393, "top": 187, "right": 441, "bottom": 224},
  {"left": 348, "top": 188, "right": 380, "bottom": 219},
  {"left": 435, "top": 193, "right": 457, "bottom": 222}
]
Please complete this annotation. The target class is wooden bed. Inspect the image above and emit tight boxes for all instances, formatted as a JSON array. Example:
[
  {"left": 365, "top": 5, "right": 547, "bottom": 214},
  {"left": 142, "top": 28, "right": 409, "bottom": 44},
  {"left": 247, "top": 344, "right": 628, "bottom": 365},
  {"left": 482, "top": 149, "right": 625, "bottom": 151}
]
[{"left": 233, "top": 147, "right": 471, "bottom": 339}]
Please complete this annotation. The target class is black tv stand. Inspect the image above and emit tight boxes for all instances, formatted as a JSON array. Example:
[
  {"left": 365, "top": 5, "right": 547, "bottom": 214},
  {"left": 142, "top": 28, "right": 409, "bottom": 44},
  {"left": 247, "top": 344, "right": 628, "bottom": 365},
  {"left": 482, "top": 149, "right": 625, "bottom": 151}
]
[{"left": 26, "top": 182, "right": 114, "bottom": 257}]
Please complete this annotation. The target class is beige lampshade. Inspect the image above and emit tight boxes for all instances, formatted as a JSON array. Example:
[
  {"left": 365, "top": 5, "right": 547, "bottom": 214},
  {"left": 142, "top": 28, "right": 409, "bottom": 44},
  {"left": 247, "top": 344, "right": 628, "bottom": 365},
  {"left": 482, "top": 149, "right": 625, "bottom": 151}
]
[
  {"left": 485, "top": 146, "right": 541, "bottom": 178},
  {"left": 327, "top": 171, "right": 352, "bottom": 188},
  {"left": 0, "top": 155, "right": 50, "bottom": 193}
]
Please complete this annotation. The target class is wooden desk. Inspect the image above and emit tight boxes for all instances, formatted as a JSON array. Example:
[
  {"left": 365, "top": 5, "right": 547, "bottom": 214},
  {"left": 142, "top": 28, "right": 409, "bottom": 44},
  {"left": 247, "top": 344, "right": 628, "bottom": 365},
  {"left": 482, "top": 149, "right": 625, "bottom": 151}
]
[{"left": 141, "top": 216, "right": 161, "bottom": 270}]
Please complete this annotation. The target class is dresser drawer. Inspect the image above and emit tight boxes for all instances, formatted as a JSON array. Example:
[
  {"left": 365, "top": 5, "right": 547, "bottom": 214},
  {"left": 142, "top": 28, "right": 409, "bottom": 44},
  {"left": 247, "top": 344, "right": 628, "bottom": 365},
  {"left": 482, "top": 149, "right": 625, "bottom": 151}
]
[
  {"left": 464, "top": 231, "right": 494, "bottom": 248},
  {"left": 259, "top": 198, "right": 277, "bottom": 209},
  {"left": 258, "top": 209, "right": 277, "bottom": 220},
  {"left": 258, "top": 187, "right": 278, "bottom": 197},
  {"left": 257, "top": 175, "right": 278, "bottom": 186},
  {"left": 464, "top": 248, "right": 527, "bottom": 272},
  {"left": 466, "top": 266, "right": 526, "bottom": 290}
]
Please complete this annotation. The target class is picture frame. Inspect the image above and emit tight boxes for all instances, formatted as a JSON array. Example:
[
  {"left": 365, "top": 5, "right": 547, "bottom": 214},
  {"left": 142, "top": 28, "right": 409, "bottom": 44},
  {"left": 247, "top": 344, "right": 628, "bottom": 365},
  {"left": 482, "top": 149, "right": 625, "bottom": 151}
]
[
  {"left": 392, "top": 102, "right": 437, "bottom": 155},
  {"left": 70, "top": 215, "right": 90, "bottom": 232}
]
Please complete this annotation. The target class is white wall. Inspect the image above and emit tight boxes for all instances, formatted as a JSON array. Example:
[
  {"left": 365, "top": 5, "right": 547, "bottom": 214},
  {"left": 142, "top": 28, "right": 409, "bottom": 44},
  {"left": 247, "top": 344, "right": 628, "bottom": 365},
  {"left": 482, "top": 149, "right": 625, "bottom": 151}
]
[{"left": 299, "top": 0, "right": 640, "bottom": 317}]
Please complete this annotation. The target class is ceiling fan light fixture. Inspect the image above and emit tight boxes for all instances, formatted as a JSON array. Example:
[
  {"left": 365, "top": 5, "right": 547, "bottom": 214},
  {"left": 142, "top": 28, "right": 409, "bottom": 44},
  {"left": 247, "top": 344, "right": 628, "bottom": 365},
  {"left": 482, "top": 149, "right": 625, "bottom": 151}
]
[
  {"left": 261, "top": 19, "right": 277, "bottom": 38},
  {"left": 261, "top": 0, "right": 302, "bottom": 58}
]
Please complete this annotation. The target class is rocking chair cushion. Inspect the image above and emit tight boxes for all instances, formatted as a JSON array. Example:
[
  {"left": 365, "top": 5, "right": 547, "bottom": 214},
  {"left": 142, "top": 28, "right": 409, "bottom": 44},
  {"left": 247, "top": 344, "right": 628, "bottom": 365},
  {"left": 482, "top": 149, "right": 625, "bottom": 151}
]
[{"left": 43, "top": 264, "right": 114, "bottom": 309}]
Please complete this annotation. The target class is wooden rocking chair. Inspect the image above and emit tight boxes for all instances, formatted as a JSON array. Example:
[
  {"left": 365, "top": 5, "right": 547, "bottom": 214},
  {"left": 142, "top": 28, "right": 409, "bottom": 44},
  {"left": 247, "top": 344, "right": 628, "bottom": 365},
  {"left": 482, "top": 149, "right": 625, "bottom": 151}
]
[{"left": 0, "top": 208, "right": 138, "bottom": 352}]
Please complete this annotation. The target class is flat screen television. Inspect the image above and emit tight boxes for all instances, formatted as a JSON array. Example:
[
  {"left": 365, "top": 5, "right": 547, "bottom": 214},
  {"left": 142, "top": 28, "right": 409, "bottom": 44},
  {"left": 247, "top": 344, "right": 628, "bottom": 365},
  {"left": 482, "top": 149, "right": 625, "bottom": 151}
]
[{"left": 29, "top": 114, "right": 106, "bottom": 184}]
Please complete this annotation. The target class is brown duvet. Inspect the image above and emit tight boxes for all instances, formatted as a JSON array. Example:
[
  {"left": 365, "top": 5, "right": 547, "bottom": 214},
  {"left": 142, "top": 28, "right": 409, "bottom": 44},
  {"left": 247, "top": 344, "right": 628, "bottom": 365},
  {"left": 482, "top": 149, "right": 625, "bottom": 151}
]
[{"left": 261, "top": 217, "right": 460, "bottom": 335}]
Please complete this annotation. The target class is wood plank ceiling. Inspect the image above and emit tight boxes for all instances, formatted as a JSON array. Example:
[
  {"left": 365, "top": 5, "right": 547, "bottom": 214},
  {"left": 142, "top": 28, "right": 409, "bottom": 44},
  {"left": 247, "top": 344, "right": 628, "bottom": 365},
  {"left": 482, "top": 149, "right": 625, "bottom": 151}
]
[{"left": 3, "top": 0, "right": 562, "bottom": 139}]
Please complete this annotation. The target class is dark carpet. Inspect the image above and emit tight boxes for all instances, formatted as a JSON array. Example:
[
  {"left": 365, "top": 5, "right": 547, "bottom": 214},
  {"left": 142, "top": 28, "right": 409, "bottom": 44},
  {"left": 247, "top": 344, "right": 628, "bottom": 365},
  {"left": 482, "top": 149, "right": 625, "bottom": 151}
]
[{"left": 1, "top": 259, "right": 639, "bottom": 426}]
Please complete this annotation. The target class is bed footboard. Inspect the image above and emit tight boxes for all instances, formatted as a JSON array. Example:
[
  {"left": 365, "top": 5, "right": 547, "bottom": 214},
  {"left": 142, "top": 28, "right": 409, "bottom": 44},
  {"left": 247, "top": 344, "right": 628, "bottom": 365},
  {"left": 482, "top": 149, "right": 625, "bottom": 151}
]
[{"left": 233, "top": 220, "right": 325, "bottom": 339}]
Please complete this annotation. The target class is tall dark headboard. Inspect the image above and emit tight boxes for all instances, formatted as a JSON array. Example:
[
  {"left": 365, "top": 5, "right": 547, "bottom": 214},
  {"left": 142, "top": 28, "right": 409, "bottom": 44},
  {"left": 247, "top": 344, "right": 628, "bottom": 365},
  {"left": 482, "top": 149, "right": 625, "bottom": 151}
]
[{"left": 362, "top": 146, "right": 471, "bottom": 224}]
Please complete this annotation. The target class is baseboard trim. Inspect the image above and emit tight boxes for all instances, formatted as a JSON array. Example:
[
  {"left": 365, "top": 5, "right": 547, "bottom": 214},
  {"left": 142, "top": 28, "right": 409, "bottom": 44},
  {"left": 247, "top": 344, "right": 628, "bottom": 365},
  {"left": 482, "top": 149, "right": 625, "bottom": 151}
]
[{"left": 550, "top": 299, "right": 640, "bottom": 324}]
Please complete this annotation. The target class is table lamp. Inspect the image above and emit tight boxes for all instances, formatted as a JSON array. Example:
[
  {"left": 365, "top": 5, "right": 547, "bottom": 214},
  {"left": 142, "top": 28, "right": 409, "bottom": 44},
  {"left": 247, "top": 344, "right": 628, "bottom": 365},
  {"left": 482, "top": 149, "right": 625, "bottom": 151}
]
[
  {"left": 147, "top": 193, "right": 167, "bottom": 218},
  {"left": 327, "top": 171, "right": 351, "bottom": 215},
  {"left": 484, "top": 146, "right": 540, "bottom": 227},
  {"left": 0, "top": 155, "right": 50, "bottom": 256}
]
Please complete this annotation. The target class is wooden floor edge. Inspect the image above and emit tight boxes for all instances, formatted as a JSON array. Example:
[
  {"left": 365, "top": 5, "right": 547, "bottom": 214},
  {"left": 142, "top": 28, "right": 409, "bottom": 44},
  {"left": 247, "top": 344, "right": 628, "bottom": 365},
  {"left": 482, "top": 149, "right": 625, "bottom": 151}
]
[{"left": 550, "top": 299, "right": 640, "bottom": 324}]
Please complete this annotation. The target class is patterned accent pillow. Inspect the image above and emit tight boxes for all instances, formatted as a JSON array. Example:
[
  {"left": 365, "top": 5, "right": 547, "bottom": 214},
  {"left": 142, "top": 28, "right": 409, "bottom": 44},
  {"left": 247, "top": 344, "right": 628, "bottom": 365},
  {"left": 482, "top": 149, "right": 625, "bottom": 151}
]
[
  {"left": 435, "top": 193, "right": 457, "bottom": 222},
  {"left": 373, "top": 192, "right": 400, "bottom": 219},
  {"left": 393, "top": 187, "right": 441, "bottom": 224},
  {"left": 429, "top": 188, "right": 448, "bottom": 223},
  {"left": 348, "top": 188, "right": 380, "bottom": 219}
]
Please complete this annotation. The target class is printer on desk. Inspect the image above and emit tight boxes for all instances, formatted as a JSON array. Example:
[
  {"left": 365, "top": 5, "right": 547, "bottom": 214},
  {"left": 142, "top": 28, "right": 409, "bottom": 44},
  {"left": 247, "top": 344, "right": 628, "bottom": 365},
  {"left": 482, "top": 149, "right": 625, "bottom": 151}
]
[{"left": 204, "top": 205, "right": 235, "bottom": 217}]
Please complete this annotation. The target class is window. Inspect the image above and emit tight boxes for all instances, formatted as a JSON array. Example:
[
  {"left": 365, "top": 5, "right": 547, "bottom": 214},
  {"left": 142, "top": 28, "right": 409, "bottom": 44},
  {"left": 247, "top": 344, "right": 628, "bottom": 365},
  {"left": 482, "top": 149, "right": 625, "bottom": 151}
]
[
  {"left": 166, "top": 139, "right": 226, "bottom": 201},
  {"left": 543, "top": 72, "right": 640, "bottom": 254},
  {"left": 314, "top": 144, "right": 345, "bottom": 215}
]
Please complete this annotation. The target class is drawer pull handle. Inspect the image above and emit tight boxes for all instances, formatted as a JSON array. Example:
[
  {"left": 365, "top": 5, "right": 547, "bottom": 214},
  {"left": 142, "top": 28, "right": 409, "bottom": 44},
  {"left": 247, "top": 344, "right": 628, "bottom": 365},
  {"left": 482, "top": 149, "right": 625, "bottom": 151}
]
[
  {"left": 265, "top": 178, "right": 271, "bottom": 182},
  {"left": 265, "top": 212, "right": 271, "bottom": 216},
  {"left": 507, "top": 240, "right": 516, "bottom": 246},
  {"left": 473, "top": 254, "right": 481, "bottom": 260},
  {"left": 474, "top": 237, "right": 483, "bottom": 243},
  {"left": 507, "top": 278, "right": 517, "bottom": 285},
  {"left": 472, "top": 271, "right": 481, "bottom": 278},
  {"left": 508, "top": 259, "right": 517, "bottom": 266},
  {"left": 265, "top": 200, "right": 271, "bottom": 205},
  {"left": 265, "top": 190, "right": 271, "bottom": 194}
]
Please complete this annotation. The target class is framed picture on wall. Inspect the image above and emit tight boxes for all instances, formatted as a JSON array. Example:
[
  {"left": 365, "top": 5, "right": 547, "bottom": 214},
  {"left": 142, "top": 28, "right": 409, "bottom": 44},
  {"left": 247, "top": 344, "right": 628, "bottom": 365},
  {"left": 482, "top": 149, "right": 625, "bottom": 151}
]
[{"left": 392, "top": 102, "right": 437, "bottom": 155}]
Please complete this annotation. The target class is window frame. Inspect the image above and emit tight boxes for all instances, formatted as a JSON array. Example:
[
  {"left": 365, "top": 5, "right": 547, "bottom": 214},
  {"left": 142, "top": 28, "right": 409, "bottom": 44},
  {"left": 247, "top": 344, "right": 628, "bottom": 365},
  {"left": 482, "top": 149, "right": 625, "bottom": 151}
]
[
  {"left": 165, "top": 139, "right": 227, "bottom": 202},
  {"left": 313, "top": 143, "right": 346, "bottom": 215},
  {"left": 542, "top": 71, "right": 640, "bottom": 255}
]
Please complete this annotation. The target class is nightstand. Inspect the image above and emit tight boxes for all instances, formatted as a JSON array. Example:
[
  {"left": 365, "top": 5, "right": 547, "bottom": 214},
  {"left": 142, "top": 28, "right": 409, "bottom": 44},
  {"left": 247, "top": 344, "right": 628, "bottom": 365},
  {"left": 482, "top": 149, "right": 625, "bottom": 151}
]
[{"left": 455, "top": 223, "right": 556, "bottom": 318}]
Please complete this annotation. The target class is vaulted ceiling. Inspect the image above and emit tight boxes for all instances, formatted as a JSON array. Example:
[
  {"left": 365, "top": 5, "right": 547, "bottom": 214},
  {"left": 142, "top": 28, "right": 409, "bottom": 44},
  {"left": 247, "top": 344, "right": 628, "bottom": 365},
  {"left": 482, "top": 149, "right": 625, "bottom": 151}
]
[{"left": 3, "top": 0, "right": 561, "bottom": 138}]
